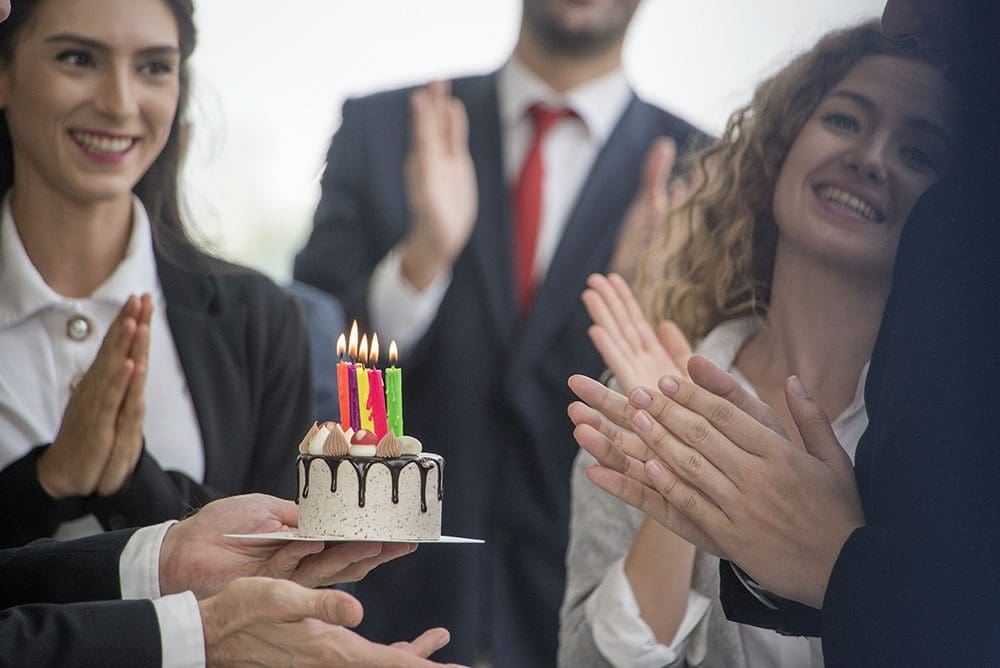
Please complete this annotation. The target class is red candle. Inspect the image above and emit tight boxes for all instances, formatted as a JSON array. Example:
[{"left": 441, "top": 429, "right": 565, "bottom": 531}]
[
  {"left": 367, "top": 334, "right": 389, "bottom": 437},
  {"left": 335, "top": 333, "right": 351, "bottom": 429}
]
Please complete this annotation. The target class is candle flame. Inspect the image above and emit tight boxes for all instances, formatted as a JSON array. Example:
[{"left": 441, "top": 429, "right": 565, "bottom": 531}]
[
  {"left": 336, "top": 333, "right": 346, "bottom": 358},
  {"left": 389, "top": 340, "right": 398, "bottom": 364},
  {"left": 370, "top": 333, "right": 380, "bottom": 364},
  {"left": 359, "top": 334, "right": 369, "bottom": 364},
  {"left": 348, "top": 320, "right": 359, "bottom": 359}
]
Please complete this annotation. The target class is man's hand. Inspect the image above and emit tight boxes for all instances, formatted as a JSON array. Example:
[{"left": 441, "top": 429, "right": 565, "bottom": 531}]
[
  {"left": 199, "top": 577, "right": 456, "bottom": 667},
  {"left": 159, "top": 494, "right": 417, "bottom": 598},
  {"left": 37, "top": 294, "right": 152, "bottom": 498},
  {"left": 400, "top": 80, "right": 477, "bottom": 290},
  {"left": 582, "top": 272, "right": 692, "bottom": 393},
  {"left": 568, "top": 358, "right": 864, "bottom": 608}
]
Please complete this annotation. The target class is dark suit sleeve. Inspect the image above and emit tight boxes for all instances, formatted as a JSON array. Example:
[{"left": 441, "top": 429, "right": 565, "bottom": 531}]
[
  {"left": 0, "top": 446, "right": 89, "bottom": 547},
  {"left": 718, "top": 560, "right": 822, "bottom": 636},
  {"left": 294, "top": 97, "right": 386, "bottom": 324},
  {"left": 0, "top": 528, "right": 134, "bottom": 606},
  {"left": 0, "top": 600, "right": 160, "bottom": 665}
]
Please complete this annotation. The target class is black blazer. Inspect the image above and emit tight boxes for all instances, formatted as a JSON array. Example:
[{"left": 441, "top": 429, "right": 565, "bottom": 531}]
[
  {"left": 0, "top": 529, "right": 161, "bottom": 665},
  {"left": 294, "top": 71, "right": 703, "bottom": 666},
  {"left": 720, "top": 25, "right": 1000, "bottom": 664},
  {"left": 0, "top": 246, "right": 312, "bottom": 546}
]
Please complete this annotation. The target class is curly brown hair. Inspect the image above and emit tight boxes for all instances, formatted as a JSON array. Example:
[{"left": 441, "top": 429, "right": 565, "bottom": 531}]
[{"left": 636, "top": 21, "right": 935, "bottom": 343}]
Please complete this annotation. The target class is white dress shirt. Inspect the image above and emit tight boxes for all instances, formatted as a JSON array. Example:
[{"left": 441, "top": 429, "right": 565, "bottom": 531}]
[
  {"left": 369, "top": 58, "right": 633, "bottom": 355},
  {"left": 585, "top": 317, "right": 869, "bottom": 668},
  {"left": 120, "top": 522, "right": 205, "bottom": 668},
  {"left": 0, "top": 194, "right": 205, "bottom": 539}
]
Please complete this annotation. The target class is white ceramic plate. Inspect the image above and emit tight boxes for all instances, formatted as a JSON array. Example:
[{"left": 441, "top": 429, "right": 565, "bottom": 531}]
[{"left": 224, "top": 531, "right": 483, "bottom": 544}]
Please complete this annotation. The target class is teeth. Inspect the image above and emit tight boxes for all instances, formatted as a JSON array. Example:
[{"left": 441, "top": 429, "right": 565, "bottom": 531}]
[
  {"left": 71, "top": 131, "right": 134, "bottom": 155},
  {"left": 818, "top": 186, "right": 882, "bottom": 223}
]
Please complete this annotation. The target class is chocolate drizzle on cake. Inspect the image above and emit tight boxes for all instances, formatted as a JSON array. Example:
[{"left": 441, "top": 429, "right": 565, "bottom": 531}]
[{"left": 298, "top": 455, "right": 443, "bottom": 511}]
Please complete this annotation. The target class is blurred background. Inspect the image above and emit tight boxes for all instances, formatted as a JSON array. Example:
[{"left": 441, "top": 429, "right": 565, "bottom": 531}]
[{"left": 182, "top": 0, "right": 886, "bottom": 280}]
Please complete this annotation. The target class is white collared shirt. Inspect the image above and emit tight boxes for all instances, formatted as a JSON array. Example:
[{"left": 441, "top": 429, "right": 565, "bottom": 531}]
[
  {"left": 0, "top": 194, "right": 204, "bottom": 539},
  {"left": 120, "top": 522, "right": 205, "bottom": 668},
  {"left": 369, "top": 59, "right": 633, "bottom": 355},
  {"left": 586, "top": 317, "right": 869, "bottom": 668}
]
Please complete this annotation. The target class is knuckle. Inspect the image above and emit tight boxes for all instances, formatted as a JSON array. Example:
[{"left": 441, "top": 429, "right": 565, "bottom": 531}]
[
  {"left": 685, "top": 417, "right": 712, "bottom": 444},
  {"left": 708, "top": 400, "right": 737, "bottom": 426},
  {"left": 680, "top": 450, "right": 704, "bottom": 476},
  {"left": 680, "top": 491, "right": 700, "bottom": 515}
]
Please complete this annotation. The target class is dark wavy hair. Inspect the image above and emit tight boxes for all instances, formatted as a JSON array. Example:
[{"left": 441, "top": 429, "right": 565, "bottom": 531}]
[
  {"left": 0, "top": 0, "right": 199, "bottom": 263},
  {"left": 636, "top": 22, "right": 939, "bottom": 343}
]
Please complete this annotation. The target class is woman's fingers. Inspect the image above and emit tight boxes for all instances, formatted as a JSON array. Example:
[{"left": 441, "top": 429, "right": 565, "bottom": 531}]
[
  {"left": 568, "top": 374, "right": 635, "bottom": 430},
  {"left": 97, "top": 356, "right": 148, "bottom": 496},
  {"left": 686, "top": 355, "right": 788, "bottom": 440}
]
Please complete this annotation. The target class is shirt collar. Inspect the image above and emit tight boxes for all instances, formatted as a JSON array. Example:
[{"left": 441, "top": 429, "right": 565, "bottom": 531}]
[
  {"left": 498, "top": 56, "right": 633, "bottom": 142},
  {"left": 0, "top": 194, "right": 159, "bottom": 329}
]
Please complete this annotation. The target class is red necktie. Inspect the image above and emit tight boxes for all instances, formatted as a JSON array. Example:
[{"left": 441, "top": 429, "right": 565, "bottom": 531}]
[{"left": 513, "top": 104, "right": 571, "bottom": 316}]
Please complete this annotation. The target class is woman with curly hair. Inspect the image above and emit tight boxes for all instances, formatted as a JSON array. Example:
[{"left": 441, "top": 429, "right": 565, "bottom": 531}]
[{"left": 559, "top": 22, "right": 955, "bottom": 667}]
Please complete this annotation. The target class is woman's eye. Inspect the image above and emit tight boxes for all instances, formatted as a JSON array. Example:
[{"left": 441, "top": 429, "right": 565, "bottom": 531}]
[
  {"left": 139, "top": 60, "right": 175, "bottom": 76},
  {"left": 56, "top": 50, "right": 94, "bottom": 67},
  {"left": 822, "top": 111, "right": 859, "bottom": 132},
  {"left": 900, "top": 146, "right": 938, "bottom": 172}
]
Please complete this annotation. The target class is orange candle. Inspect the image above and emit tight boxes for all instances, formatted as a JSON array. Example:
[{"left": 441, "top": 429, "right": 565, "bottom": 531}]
[{"left": 335, "top": 333, "right": 351, "bottom": 429}]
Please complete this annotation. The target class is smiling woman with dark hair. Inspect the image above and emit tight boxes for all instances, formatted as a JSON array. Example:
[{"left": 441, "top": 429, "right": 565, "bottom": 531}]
[{"left": 0, "top": 0, "right": 312, "bottom": 547}]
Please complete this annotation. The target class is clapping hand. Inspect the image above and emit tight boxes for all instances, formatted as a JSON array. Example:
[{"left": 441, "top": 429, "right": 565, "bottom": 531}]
[
  {"left": 37, "top": 293, "right": 152, "bottom": 498},
  {"left": 568, "top": 355, "right": 864, "bottom": 609},
  {"left": 582, "top": 272, "right": 692, "bottom": 393},
  {"left": 401, "top": 80, "right": 478, "bottom": 290}
]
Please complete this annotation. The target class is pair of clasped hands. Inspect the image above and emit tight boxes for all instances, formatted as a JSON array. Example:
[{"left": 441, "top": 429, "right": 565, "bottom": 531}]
[
  {"left": 30, "top": 294, "right": 457, "bottom": 665},
  {"left": 571, "top": 271, "right": 865, "bottom": 610}
]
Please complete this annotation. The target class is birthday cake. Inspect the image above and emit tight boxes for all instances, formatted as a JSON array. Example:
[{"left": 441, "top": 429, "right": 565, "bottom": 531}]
[
  {"left": 296, "top": 423, "right": 443, "bottom": 540},
  {"left": 295, "top": 324, "right": 443, "bottom": 540}
]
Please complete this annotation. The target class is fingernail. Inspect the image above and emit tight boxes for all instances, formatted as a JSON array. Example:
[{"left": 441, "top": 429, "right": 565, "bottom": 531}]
[
  {"left": 633, "top": 410, "right": 653, "bottom": 431},
  {"left": 788, "top": 375, "right": 810, "bottom": 398},
  {"left": 631, "top": 388, "right": 652, "bottom": 407},
  {"left": 659, "top": 376, "right": 679, "bottom": 394},
  {"left": 645, "top": 459, "right": 664, "bottom": 479},
  {"left": 432, "top": 628, "right": 450, "bottom": 649}
]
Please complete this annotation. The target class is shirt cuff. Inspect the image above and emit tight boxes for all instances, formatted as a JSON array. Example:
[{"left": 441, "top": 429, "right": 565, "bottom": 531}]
[
  {"left": 153, "top": 591, "right": 206, "bottom": 668},
  {"left": 368, "top": 246, "right": 451, "bottom": 357},
  {"left": 585, "top": 557, "right": 712, "bottom": 668},
  {"left": 729, "top": 562, "right": 780, "bottom": 610},
  {"left": 120, "top": 520, "right": 176, "bottom": 600}
]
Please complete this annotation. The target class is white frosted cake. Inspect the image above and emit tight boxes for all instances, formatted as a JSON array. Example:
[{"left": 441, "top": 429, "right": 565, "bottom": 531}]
[{"left": 295, "top": 422, "right": 443, "bottom": 540}]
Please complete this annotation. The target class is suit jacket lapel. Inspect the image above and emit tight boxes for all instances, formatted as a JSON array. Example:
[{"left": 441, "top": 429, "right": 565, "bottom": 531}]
[
  {"left": 457, "top": 73, "right": 517, "bottom": 351},
  {"left": 155, "top": 252, "right": 249, "bottom": 489},
  {"left": 516, "top": 94, "right": 648, "bottom": 365}
]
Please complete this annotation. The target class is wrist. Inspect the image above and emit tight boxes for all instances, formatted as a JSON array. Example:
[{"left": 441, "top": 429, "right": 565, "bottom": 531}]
[
  {"left": 36, "top": 448, "right": 73, "bottom": 499},
  {"left": 399, "top": 235, "right": 451, "bottom": 290},
  {"left": 158, "top": 522, "right": 182, "bottom": 595}
]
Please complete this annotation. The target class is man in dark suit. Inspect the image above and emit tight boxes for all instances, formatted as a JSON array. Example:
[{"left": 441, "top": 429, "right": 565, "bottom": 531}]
[
  {"left": 294, "top": 0, "right": 702, "bottom": 662},
  {"left": 1, "top": 493, "right": 455, "bottom": 666},
  {"left": 570, "top": 0, "right": 1000, "bottom": 665}
]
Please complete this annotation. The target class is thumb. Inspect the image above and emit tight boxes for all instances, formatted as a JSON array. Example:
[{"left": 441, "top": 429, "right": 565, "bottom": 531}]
[
  {"left": 784, "top": 376, "right": 853, "bottom": 474},
  {"left": 643, "top": 137, "right": 676, "bottom": 200},
  {"left": 301, "top": 587, "right": 365, "bottom": 628}
]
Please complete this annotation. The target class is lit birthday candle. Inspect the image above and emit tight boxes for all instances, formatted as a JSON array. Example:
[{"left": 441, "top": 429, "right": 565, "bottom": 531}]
[
  {"left": 347, "top": 321, "right": 361, "bottom": 431},
  {"left": 385, "top": 340, "right": 403, "bottom": 437},
  {"left": 367, "top": 334, "right": 389, "bottom": 437},
  {"left": 356, "top": 334, "right": 375, "bottom": 432},
  {"left": 336, "top": 333, "right": 351, "bottom": 429}
]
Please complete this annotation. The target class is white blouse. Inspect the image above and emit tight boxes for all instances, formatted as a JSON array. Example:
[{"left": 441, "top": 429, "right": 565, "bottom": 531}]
[
  {"left": 0, "top": 195, "right": 204, "bottom": 539},
  {"left": 585, "top": 316, "right": 869, "bottom": 668}
]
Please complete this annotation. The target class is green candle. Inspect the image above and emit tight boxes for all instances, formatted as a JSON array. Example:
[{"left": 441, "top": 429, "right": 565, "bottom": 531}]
[{"left": 386, "top": 341, "right": 403, "bottom": 436}]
